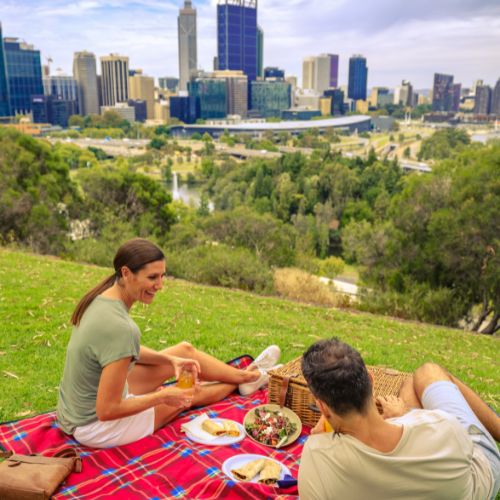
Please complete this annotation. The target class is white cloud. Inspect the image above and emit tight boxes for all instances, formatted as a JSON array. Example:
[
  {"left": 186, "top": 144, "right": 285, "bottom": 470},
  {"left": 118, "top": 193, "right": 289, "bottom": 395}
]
[{"left": 0, "top": 0, "right": 499, "bottom": 89}]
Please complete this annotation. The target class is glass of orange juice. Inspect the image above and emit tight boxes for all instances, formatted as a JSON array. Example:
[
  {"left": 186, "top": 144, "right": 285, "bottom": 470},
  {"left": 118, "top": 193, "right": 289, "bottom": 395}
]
[
  {"left": 178, "top": 368, "right": 195, "bottom": 396},
  {"left": 324, "top": 419, "right": 333, "bottom": 433}
]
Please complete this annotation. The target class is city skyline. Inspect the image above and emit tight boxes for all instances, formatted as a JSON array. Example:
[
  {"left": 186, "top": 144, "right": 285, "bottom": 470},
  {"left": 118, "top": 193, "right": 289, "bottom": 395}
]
[{"left": 0, "top": 0, "right": 499, "bottom": 90}]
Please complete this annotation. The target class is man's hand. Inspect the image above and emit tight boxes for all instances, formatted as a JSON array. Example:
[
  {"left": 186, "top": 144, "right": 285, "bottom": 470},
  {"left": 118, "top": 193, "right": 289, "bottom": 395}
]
[
  {"left": 167, "top": 355, "right": 201, "bottom": 381},
  {"left": 377, "top": 395, "right": 410, "bottom": 420},
  {"left": 310, "top": 415, "right": 326, "bottom": 435}
]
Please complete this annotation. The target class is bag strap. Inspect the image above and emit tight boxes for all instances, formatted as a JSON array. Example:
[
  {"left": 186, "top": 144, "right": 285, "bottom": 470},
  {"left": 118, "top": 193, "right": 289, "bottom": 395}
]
[
  {"left": 279, "top": 373, "right": 298, "bottom": 408},
  {"left": 53, "top": 447, "right": 82, "bottom": 473},
  {"left": 0, "top": 450, "right": 13, "bottom": 458}
]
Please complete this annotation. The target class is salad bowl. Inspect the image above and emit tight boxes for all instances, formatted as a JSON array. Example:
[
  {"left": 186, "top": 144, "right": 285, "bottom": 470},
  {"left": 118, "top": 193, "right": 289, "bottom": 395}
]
[{"left": 243, "top": 404, "right": 302, "bottom": 448}]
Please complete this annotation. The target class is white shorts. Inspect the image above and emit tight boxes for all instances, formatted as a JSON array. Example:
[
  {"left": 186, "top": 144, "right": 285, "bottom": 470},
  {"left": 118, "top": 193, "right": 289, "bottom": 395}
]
[{"left": 73, "top": 393, "right": 155, "bottom": 449}]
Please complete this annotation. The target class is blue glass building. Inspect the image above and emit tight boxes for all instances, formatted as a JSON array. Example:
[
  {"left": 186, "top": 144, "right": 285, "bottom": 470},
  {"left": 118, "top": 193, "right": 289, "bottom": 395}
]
[
  {"left": 31, "top": 95, "right": 76, "bottom": 127},
  {"left": 348, "top": 55, "right": 368, "bottom": 102},
  {"left": 251, "top": 81, "right": 290, "bottom": 118},
  {"left": 0, "top": 24, "right": 11, "bottom": 117},
  {"left": 217, "top": 0, "right": 257, "bottom": 82},
  {"left": 170, "top": 96, "right": 199, "bottom": 124},
  {"left": 188, "top": 79, "right": 227, "bottom": 119},
  {"left": 3, "top": 37, "right": 43, "bottom": 114}
]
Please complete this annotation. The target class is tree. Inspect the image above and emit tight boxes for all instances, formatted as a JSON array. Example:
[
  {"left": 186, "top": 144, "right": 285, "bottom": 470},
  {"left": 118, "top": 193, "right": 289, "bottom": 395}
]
[
  {"left": 197, "top": 192, "right": 211, "bottom": 217},
  {"left": 196, "top": 119, "right": 206, "bottom": 125},
  {"left": 318, "top": 256, "right": 345, "bottom": 280},
  {"left": 68, "top": 115, "right": 85, "bottom": 128},
  {"left": 103, "top": 110, "right": 123, "bottom": 128},
  {"left": 150, "top": 136, "right": 167, "bottom": 150},
  {"left": 192, "top": 132, "right": 202, "bottom": 140},
  {"left": 89, "top": 114, "right": 106, "bottom": 128},
  {"left": 389, "top": 121, "right": 400, "bottom": 132},
  {"left": 202, "top": 132, "right": 212, "bottom": 142},
  {"left": 403, "top": 146, "right": 411, "bottom": 159}
]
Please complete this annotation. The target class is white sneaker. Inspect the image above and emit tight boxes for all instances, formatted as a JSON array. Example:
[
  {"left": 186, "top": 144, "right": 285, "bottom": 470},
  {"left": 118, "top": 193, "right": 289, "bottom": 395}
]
[
  {"left": 251, "top": 345, "right": 281, "bottom": 371},
  {"left": 239, "top": 370, "right": 270, "bottom": 396}
]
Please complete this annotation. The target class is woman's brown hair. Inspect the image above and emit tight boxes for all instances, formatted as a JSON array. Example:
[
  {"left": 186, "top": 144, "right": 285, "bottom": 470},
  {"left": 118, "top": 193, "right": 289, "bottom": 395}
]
[{"left": 70, "top": 238, "right": 165, "bottom": 326}]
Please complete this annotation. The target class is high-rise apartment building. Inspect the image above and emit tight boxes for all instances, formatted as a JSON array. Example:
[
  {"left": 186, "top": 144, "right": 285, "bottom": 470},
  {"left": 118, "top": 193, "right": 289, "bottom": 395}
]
[
  {"left": 313, "top": 54, "right": 338, "bottom": 95},
  {"left": 129, "top": 74, "right": 155, "bottom": 119},
  {"left": 286, "top": 75, "right": 298, "bottom": 88},
  {"left": 431, "top": 73, "right": 454, "bottom": 112},
  {"left": 324, "top": 88, "right": 344, "bottom": 116},
  {"left": 0, "top": 23, "right": 11, "bottom": 117},
  {"left": 453, "top": 83, "right": 461, "bottom": 113},
  {"left": 159, "top": 77, "right": 179, "bottom": 91},
  {"left": 491, "top": 79, "right": 500, "bottom": 116},
  {"left": 257, "top": 25, "right": 264, "bottom": 79},
  {"left": 4, "top": 37, "right": 43, "bottom": 114},
  {"left": 348, "top": 55, "right": 368, "bottom": 101},
  {"left": 302, "top": 56, "right": 315, "bottom": 90},
  {"left": 471, "top": 79, "right": 483, "bottom": 96},
  {"left": 73, "top": 51, "right": 99, "bottom": 116},
  {"left": 217, "top": 0, "right": 257, "bottom": 82},
  {"left": 100, "top": 53, "right": 129, "bottom": 108},
  {"left": 264, "top": 67, "right": 285, "bottom": 80},
  {"left": 31, "top": 95, "right": 76, "bottom": 127},
  {"left": 474, "top": 85, "right": 492, "bottom": 115},
  {"left": 250, "top": 80, "right": 290, "bottom": 118},
  {"left": 178, "top": 1, "right": 197, "bottom": 92},
  {"left": 43, "top": 70, "right": 79, "bottom": 114}
]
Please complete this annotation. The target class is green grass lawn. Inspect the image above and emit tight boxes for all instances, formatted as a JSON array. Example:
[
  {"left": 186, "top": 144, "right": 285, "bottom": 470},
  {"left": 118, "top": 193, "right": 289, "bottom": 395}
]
[{"left": 1, "top": 248, "right": 499, "bottom": 424}]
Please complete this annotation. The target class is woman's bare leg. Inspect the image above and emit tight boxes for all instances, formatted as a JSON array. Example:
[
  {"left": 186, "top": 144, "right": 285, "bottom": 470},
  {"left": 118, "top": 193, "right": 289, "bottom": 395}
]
[
  {"left": 153, "top": 381, "right": 238, "bottom": 431},
  {"left": 128, "top": 342, "right": 259, "bottom": 396}
]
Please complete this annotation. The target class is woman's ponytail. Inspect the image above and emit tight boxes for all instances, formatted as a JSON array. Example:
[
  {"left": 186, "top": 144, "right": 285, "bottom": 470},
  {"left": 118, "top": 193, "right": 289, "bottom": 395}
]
[{"left": 70, "top": 274, "right": 116, "bottom": 326}]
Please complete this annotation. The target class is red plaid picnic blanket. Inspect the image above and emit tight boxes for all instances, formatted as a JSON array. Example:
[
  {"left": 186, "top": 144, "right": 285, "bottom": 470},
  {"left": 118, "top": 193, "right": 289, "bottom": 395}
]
[{"left": 0, "top": 355, "right": 309, "bottom": 499}]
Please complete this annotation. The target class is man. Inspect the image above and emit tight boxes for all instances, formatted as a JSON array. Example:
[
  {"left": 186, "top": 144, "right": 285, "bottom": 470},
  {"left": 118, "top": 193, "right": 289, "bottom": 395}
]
[{"left": 298, "top": 338, "right": 500, "bottom": 500}]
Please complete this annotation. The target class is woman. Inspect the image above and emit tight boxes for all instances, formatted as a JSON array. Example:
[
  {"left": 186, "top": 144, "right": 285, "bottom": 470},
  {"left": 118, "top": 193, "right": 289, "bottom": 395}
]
[{"left": 57, "top": 238, "right": 281, "bottom": 448}]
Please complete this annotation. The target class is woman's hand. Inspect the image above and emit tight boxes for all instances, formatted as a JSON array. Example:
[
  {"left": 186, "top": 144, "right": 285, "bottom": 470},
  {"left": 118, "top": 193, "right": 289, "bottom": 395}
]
[
  {"left": 167, "top": 355, "right": 201, "bottom": 381},
  {"left": 157, "top": 386, "right": 196, "bottom": 409}
]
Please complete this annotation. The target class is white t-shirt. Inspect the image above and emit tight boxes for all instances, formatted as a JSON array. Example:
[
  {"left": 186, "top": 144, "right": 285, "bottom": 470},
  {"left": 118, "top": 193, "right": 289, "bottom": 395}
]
[{"left": 298, "top": 410, "right": 494, "bottom": 500}]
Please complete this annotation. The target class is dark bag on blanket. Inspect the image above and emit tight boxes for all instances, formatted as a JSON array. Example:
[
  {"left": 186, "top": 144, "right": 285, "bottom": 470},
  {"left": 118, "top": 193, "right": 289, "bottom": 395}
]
[{"left": 0, "top": 447, "right": 82, "bottom": 500}]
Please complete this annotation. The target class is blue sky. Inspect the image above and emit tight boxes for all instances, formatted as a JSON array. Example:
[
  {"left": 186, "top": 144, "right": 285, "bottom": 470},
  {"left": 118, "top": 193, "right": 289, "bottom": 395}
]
[{"left": 1, "top": 0, "right": 499, "bottom": 89}]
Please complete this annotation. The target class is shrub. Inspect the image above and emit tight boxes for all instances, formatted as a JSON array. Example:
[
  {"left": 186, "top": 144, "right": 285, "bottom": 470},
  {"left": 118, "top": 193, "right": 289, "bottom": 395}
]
[
  {"left": 356, "top": 280, "right": 469, "bottom": 328},
  {"left": 274, "top": 268, "right": 349, "bottom": 308},
  {"left": 164, "top": 245, "right": 274, "bottom": 294}
]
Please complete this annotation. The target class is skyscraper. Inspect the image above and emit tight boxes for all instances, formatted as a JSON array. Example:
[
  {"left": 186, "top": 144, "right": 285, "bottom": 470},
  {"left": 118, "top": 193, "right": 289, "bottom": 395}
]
[
  {"left": 257, "top": 25, "right": 264, "bottom": 79},
  {"left": 4, "top": 37, "right": 43, "bottom": 114},
  {"left": 324, "top": 88, "right": 344, "bottom": 116},
  {"left": 217, "top": 0, "right": 258, "bottom": 82},
  {"left": 31, "top": 95, "right": 76, "bottom": 127},
  {"left": 474, "top": 85, "right": 492, "bottom": 115},
  {"left": 43, "top": 70, "right": 79, "bottom": 114},
  {"left": 313, "top": 54, "right": 339, "bottom": 95},
  {"left": 491, "top": 79, "right": 500, "bottom": 116},
  {"left": 348, "top": 55, "right": 368, "bottom": 101},
  {"left": 264, "top": 67, "right": 284, "bottom": 80},
  {"left": 178, "top": 1, "right": 197, "bottom": 92},
  {"left": 302, "top": 56, "right": 315, "bottom": 90},
  {"left": 453, "top": 83, "right": 461, "bottom": 113},
  {"left": 471, "top": 79, "right": 483, "bottom": 96},
  {"left": 100, "top": 54, "right": 129, "bottom": 107},
  {"left": 159, "top": 77, "right": 179, "bottom": 91},
  {"left": 431, "top": 73, "right": 454, "bottom": 112},
  {"left": 0, "top": 23, "right": 11, "bottom": 117},
  {"left": 129, "top": 74, "right": 155, "bottom": 119},
  {"left": 73, "top": 51, "right": 99, "bottom": 116},
  {"left": 250, "top": 80, "right": 290, "bottom": 118}
]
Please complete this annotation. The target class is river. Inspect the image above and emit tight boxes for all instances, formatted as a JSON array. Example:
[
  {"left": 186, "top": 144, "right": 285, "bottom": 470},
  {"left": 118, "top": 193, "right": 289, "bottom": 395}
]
[{"left": 162, "top": 172, "right": 212, "bottom": 209}]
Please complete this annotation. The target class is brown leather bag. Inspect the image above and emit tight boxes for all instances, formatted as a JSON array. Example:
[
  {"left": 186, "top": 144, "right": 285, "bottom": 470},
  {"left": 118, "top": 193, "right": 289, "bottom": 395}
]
[{"left": 0, "top": 447, "right": 82, "bottom": 500}]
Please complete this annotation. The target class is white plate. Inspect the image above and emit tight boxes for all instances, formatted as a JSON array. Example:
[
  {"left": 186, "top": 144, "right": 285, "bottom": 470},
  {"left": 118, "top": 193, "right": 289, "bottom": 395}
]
[
  {"left": 222, "top": 454, "right": 292, "bottom": 484},
  {"left": 185, "top": 419, "right": 245, "bottom": 446}
]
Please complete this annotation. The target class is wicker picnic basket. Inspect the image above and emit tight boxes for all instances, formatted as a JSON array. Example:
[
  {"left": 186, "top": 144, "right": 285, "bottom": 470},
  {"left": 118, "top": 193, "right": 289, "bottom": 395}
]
[{"left": 267, "top": 357, "right": 412, "bottom": 426}]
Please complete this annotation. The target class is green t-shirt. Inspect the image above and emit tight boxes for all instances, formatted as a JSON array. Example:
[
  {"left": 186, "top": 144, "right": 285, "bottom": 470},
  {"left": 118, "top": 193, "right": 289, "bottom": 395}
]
[{"left": 57, "top": 296, "right": 141, "bottom": 435}]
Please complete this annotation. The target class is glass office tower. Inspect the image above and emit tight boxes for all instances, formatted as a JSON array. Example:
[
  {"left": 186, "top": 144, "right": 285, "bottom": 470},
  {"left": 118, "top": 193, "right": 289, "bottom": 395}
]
[
  {"left": 188, "top": 79, "right": 227, "bottom": 119},
  {"left": 324, "top": 88, "right": 345, "bottom": 116},
  {"left": 431, "top": 73, "right": 454, "bottom": 112},
  {"left": 257, "top": 25, "right": 263, "bottom": 79},
  {"left": 347, "top": 55, "right": 368, "bottom": 101},
  {"left": 3, "top": 37, "right": 43, "bottom": 114},
  {"left": 0, "top": 23, "right": 11, "bottom": 117},
  {"left": 250, "top": 80, "right": 290, "bottom": 119},
  {"left": 170, "top": 95, "right": 199, "bottom": 124},
  {"left": 217, "top": 0, "right": 258, "bottom": 82},
  {"left": 43, "top": 73, "right": 79, "bottom": 114}
]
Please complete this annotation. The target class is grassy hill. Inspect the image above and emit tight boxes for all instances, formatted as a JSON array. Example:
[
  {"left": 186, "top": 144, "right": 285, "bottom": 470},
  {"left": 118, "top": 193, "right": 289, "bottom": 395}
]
[{"left": 1, "top": 248, "right": 499, "bottom": 423}]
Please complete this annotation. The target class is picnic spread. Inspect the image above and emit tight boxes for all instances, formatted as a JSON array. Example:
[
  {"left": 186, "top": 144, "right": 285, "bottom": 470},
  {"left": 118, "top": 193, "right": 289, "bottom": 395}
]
[{"left": 0, "top": 355, "right": 410, "bottom": 500}]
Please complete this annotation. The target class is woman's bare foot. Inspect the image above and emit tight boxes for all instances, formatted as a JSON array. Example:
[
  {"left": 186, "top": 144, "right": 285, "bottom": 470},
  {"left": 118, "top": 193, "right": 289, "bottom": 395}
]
[{"left": 240, "top": 364, "right": 261, "bottom": 383}]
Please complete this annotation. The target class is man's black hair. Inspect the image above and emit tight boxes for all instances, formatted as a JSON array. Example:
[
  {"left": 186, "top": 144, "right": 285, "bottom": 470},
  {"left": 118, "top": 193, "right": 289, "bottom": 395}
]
[{"left": 302, "top": 337, "right": 373, "bottom": 417}]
